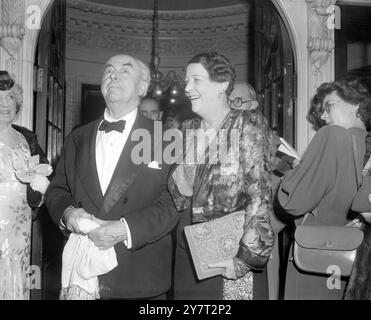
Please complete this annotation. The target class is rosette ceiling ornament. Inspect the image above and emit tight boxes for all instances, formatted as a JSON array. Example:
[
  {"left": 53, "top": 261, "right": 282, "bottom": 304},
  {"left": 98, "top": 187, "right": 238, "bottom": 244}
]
[{"left": 148, "top": 0, "right": 183, "bottom": 103}]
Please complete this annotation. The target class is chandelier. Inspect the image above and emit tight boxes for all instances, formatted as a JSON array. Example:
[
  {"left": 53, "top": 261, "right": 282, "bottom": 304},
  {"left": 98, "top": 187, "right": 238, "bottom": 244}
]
[{"left": 148, "top": 0, "right": 183, "bottom": 104}]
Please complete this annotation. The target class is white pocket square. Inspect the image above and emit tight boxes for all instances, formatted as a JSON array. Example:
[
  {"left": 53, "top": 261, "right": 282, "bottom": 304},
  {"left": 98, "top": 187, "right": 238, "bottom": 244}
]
[{"left": 148, "top": 161, "right": 161, "bottom": 170}]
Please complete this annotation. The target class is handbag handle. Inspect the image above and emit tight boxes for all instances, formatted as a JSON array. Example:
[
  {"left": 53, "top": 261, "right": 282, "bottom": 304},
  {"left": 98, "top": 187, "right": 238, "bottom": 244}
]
[{"left": 351, "top": 135, "right": 361, "bottom": 188}]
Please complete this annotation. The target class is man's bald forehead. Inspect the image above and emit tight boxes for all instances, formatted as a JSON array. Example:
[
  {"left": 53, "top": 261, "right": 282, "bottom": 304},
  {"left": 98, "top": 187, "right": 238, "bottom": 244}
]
[
  {"left": 106, "top": 54, "right": 134, "bottom": 63},
  {"left": 231, "top": 82, "right": 256, "bottom": 100},
  {"left": 105, "top": 54, "right": 138, "bottom": 67}
]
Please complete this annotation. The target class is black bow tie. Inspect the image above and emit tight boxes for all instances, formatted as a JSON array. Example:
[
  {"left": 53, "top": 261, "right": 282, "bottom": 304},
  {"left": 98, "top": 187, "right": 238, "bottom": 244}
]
[{"left": 98, "top": 119, "right": 126, "bottom": 133}]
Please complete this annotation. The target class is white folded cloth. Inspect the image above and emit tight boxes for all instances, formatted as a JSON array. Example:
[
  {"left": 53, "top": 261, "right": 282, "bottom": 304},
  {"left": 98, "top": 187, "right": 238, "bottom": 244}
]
[{"left": 60, "top": 218, "right": 118, "bottom": 300}]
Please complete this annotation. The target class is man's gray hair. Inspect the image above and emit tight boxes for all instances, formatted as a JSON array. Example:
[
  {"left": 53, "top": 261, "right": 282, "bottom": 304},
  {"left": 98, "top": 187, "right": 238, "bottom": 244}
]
[{"left": 136, "top": 58, "right": 151, "bottom": 98}]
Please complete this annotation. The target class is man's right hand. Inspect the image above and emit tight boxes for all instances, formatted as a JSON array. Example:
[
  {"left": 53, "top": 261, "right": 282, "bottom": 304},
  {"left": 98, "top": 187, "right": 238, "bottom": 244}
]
[{"left": 62, "top": 206, "right": 91, "bottom": 234}]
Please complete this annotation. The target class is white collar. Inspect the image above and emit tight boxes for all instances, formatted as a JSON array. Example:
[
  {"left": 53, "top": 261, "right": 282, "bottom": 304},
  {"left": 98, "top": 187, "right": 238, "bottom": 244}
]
[{"left": 103, "top": 108, "right": 137, "bottom": 123}]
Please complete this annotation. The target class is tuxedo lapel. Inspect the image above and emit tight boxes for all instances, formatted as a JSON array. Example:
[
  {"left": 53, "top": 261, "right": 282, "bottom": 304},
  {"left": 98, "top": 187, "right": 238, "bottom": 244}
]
[
  {"left": 99, "top": 113, "right": 149, "bottom": 216},
  {"left": 76, "top": 119, "right": 104, "bottom": 209}
]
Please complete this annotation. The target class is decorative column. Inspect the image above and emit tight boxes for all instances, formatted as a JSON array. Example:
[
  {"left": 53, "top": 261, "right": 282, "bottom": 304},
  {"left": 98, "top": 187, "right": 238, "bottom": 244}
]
[
  {"left": 0, "top": 0, "right": 25, "bottom": 77},
  {"left": 306, "top": 0, "right": 336, "bottom": 90}
]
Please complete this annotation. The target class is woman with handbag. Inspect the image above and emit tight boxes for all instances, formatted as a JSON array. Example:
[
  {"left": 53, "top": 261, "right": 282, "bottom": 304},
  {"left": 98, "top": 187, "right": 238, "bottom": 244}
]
[
  {"left": 278, "top": 78, "right": 371, "bottom": 300},
  {"left": 168, "top": 52, "right": 275, "bottom": 300}
]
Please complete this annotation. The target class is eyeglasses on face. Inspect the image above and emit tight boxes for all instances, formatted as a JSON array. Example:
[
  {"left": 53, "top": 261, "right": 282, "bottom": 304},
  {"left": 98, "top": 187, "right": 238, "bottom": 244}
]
[
  {"left": 227, "top": 97, "right": 255, "bottom": 108},
  {"left": 323, "top": 99, "right": 343, "bottom": 114}
]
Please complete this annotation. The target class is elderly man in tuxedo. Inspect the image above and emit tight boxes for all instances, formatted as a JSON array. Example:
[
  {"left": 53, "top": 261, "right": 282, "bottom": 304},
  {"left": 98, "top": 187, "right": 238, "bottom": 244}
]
[{"left": 45, "top": 54, "right": 179, "bottom": 299}]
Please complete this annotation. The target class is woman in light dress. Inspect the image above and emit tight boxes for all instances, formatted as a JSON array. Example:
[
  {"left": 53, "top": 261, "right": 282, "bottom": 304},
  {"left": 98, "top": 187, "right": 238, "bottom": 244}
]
[{"left": 0, "top": 71, "right": 50, "bottom": 300}]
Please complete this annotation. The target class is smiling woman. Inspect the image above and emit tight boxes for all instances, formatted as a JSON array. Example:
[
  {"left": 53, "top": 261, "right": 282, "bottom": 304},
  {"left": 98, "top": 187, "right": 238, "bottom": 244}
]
[
  {"left": 0, "top": 76, "right": 22, "bottom": 123},
  {"left": 168, "top": 52, "right": 274, "bottom": 300},
  {"left": 0, "top": 71, "right": 50, "bottom": 300}
]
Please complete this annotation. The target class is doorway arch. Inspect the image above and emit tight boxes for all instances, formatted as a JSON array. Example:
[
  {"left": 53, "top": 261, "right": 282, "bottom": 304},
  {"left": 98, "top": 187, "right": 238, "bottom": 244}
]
[
  {"left": 19, "top": 0, "right": 54, "bottom": 129},
  {"left": 271, "top": 0, "right": 313, "bottom": 155},
  {"left": 26, "top": 0, "right": 54, "bottom": 67}
]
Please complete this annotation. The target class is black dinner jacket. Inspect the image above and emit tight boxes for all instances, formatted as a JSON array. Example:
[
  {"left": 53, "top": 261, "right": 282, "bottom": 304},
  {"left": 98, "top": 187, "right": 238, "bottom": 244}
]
[{"left": 45, "top": 111, "right": 179, "bottom": 298}]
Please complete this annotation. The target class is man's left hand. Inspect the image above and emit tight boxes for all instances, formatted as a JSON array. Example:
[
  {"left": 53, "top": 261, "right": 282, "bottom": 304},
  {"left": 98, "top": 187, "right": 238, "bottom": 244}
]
[
  {"left": 88, "top": 220, "right": 127, "bottom": 250},
  {"left": 208, "top": 259, "right": 237, "bottom": 280}
]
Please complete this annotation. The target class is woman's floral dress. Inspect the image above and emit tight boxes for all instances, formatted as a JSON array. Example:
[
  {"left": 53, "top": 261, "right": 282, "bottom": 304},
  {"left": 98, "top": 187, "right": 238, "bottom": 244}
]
[{"left": 0, "top": 132, "right": 32, "bottom": 300}]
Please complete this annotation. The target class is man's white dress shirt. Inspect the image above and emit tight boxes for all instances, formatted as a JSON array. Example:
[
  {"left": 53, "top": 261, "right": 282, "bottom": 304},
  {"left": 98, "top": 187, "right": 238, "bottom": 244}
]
[{"left": 95, "top": 108, "right": 137, "bottom": 248}]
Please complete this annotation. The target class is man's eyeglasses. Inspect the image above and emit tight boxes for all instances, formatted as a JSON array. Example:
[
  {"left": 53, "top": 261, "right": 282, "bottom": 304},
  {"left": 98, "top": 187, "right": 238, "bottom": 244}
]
[{"left": 228, "top": 97, "right": 255, "bottom": 108}]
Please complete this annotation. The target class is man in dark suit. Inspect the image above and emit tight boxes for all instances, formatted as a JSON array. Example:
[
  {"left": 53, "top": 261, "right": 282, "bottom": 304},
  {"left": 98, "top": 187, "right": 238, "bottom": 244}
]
[{"left": 45, "top": 54, "right": 179, "bottom": 299}]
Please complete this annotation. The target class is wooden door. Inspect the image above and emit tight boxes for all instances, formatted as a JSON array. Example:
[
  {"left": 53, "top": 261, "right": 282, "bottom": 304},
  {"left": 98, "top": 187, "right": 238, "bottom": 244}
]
[{"left": 31, "top": 0, "right": 66, "bottom": 300}]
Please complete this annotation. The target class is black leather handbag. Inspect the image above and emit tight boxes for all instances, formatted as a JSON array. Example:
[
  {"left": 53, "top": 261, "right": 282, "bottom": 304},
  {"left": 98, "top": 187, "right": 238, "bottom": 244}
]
[{"left": 293, "top": 224, "right": 364, "bottom": 276}]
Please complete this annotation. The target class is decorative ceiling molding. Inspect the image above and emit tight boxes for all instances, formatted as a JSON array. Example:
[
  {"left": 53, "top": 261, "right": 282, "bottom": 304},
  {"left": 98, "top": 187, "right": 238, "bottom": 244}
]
[
  {"left": 66, "top": 28, "right": 248, "bottom": 55},
  {"left": 67, "top": 0, "right": 250, "bottom": 37},
  {"left": 67, "top": 0, "right": 251, "bottom": 54},
  {"left": 67, "top": 16, "right": 248, "bottom": 37},
  {"left": 67, "top": 0, "right": 250, "bottom": 21}
]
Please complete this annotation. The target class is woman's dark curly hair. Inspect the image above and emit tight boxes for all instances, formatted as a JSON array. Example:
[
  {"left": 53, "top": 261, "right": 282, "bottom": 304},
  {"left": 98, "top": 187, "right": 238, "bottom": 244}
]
[
  {"left": 314, "top": 77, "right": 371, "bottom": 130},
  {"left": 307, "top": 82, "right": 329, "bottom": 131},
  {"left": 187, "top": 52, "right": 236, "bottom": 96}
]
